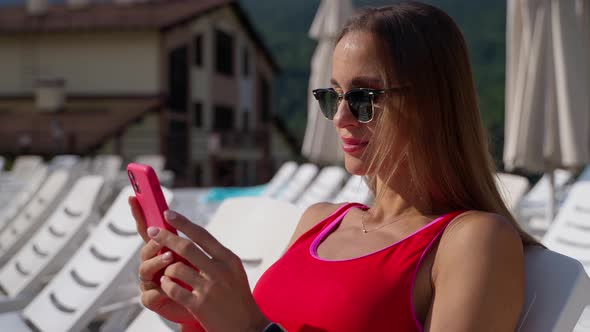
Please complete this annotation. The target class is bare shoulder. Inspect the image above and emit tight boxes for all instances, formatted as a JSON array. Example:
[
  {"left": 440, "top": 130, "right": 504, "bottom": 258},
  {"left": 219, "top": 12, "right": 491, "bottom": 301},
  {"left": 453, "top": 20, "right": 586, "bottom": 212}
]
[
  {"left": 436, "top": 210, "right": 524, "bottom": 270},
  {"left": 285, "top": 202, "right": 344, "bottom": 248},
  {"left": 441, "top": 210, "right": 524, "bottom": 252},
  {"left": 427, "top": 211, "right": 525, "bottom": 331}
]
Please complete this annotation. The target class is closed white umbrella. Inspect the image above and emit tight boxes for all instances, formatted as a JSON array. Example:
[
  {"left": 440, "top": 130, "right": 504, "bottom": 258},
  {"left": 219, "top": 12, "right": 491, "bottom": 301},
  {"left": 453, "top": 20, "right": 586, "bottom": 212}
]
[
  {"left": 503, "top": 0, "right": 590, "bottom": 223},
  {"left": 301, "top": 0, "right": 354, "bottom": 165}
]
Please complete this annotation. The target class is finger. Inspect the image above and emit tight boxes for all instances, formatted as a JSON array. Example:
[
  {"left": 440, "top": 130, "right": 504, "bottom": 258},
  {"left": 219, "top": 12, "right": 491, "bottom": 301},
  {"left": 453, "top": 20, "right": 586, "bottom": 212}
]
[
  {"left": 160, "top": 275, "right": 197, "bottom": 308},
  {"left": 164, "top": 262, "right": 206, "bottom": 290},
  {"left": 140, "top": 240, "right": 164, "bottom": 261},
  {"left": 139, "top": 251, "right": 174, "bottom": 282},
  {"left": 147, "top": 227, "right": 217, "bottom": 277},
  {"left": 141, "top": 288, "right": 170, "bottom": 309},
  {"left": 139, "top": 280, "right": 160, "bottom": 292},
  {"left": 129, "top": 196, "right": 149, "bottom": 242},
  {"left": 164, "top": 210, "right": 233, "bottom": 261}
]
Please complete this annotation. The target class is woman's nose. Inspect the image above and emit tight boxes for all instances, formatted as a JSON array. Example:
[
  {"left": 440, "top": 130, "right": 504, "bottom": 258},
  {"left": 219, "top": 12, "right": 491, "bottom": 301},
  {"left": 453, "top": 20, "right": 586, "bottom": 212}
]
[{"left": 333, "top": 99, "right": 358, "bottom": 129}]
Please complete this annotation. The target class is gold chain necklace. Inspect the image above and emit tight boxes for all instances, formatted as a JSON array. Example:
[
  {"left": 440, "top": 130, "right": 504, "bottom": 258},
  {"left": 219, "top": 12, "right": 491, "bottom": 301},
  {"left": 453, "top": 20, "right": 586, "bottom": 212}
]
[{"left": 360, "top": 209, "right": 412, "bottom": 234}]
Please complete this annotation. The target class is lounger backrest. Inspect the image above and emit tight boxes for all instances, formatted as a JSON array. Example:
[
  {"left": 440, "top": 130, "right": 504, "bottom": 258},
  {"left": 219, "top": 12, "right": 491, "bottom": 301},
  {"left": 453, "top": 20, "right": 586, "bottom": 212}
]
[
  {"left": 275, "top": 163, "right": 319, "bottom": 203},
  {"left": 519, "top": 169, "right": 573, "bottom": 209},
  {"left": 543, "top": 182, "right": 590, "bottom": 274},
  {"left": 99, "top": 155, "right": 123, "bottom": 183},
  {"left": 22, "top": 186, "right": 173, "bottom": 332},
  {"left": 135, "top": 155, "right": 165, "bottom": 174},
  {"left": 126, "top": 308, "right": 177, "bottom": 332},
  {"left": 295, "top": 166, "right": 347, "bottom": 208},
  {"left": 496, "top": 173, "right": 530, "bottom": 211},
  {"left": 206, "top": 196, "right": 305, "bottom": 267},
  {"left": 261, "top": 161, "right": 298, "bottom": 197},
  {"left": 517, "top": 247, "right": 590, "bottom": 332},
  {"left": 0, "top": 165, "right": 49, "bottom": 226},
  {"left": 49, "top": 155, "right": 80, "bottom": 171},
  {"left": 0, "top": 176, "right": 104, "bottom": 298},
  {"left": 11, "top": 155, "right": 44, "bottom": 180},
  {"left": 0, "top": 169, "right": 69, "bottom": 255},
  {"left": 332, "top": 175, "right": 372, "bottom": 205}
]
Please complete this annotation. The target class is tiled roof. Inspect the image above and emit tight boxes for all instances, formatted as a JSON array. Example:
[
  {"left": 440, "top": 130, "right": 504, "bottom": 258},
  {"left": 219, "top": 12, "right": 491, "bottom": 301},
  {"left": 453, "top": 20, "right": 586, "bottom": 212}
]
[
  {"left": 0, "top": 0, "right": 230, "bottom": 32},
  {"left": 0, "top": 0, "right": 279, "bottom": 72},
  {"left": 0, "top": 96, "right": 163, "bottom": 155}
]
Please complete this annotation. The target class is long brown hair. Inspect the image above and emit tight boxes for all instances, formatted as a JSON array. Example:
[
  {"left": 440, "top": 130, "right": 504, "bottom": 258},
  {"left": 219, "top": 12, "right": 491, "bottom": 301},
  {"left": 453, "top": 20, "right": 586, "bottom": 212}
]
[{"left": 339, "top": 2, "right": 538, "bottom": 245}]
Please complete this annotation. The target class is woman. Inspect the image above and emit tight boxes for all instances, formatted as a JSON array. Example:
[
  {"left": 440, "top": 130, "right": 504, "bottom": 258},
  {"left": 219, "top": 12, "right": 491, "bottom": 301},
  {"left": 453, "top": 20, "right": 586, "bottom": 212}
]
[{"left": 131, "top": 3, "right": 536, "bottom": 331}]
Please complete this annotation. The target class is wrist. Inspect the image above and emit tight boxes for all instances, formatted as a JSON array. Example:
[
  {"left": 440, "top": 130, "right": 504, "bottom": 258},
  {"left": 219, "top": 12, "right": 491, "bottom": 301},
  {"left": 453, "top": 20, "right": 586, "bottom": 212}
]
[
  {"left": 248, "top": 316, "right": 271, "bottom": 332},
  {"left": 259, "top": 322, "right": 286, "bottom": 332},
  {"left": 179, "top": 321, "right": 205, "bottom": 332}
]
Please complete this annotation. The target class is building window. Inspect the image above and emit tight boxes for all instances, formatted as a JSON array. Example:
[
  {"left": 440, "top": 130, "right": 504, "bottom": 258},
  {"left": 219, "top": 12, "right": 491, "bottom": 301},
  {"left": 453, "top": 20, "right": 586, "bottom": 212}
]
[
  {"left": 215, "top": 29, "right": 234, "bottom": 76},
  {"left": 193, "top": 102, "right": 202, "bottom": 128},
  {"left": 193, "top": 34, "right": 203, "bottom": 67},
  {"left": 194, "top": 163, "right": 203, "bottom": 186},
  {"left": 242, "top": 47, "right": 249, "bottom": 77},
  {"left": 213, "top": 159, "right": 237, "bottom": 186},
  {"left": 213, "top": 105, "right": 235, "bottom": 131},
  {"left": 259, "top": 77, "right": 271, "bottom": 123},
  {"left": 242, "top": 109, "right": 249, "bottom": 132}
]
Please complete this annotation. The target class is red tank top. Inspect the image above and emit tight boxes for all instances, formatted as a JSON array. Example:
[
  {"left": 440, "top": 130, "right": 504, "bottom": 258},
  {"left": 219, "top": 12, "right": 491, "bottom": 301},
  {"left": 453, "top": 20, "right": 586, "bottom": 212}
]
[{"left": 253, "top": 203, "right": 465, "bottom": 332}]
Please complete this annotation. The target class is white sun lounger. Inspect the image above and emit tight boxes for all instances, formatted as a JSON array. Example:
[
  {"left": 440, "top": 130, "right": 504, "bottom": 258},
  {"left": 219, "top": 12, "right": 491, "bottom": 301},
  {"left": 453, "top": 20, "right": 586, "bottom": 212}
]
[
  {"left": 332, "top": 175, "right": 372, "bottom": 205},
  {"left": 9, "top": 155, "right": 44, "bottom": 182},
  {"left": 0, "top": 165, "right": 49, "bottom": 230},
  {"left": 0, "top": 186, "right": 173, "bottom": 332},
  {"left": 91, "top": 155, "right": 123, "bottom": 209},
  {"left": 295, "top": 166, "right": 347, "bottom": 208},
  {"left": 496, "top": 173, "right": 530, "bottom": 212},
  {"left": 0, "top": 176, "right": 104, "bottom": 313},
  {"left": 261, "top": 161, "right": 299, "bottom": 197},
  {"left": 541, "top": 181, "right": 590, "bottom": 332},
  {"left": 517, "top": 247, "right": 590, "bottom": 332},
  {"left": 520, "top": 169, "right": 573, "bottom": 210},
  {"left": 91, "top": 155, "right": 122, "bottom": 184},
  {"left": 205, "top": 196, "right": 306, "bottom": 290},
  {"left": 0, "top": 155, "right": 45, "bottom": 192},
  {"left": 0, "top": 170, "right": 70, "bottom": 264},
  {"left": 0, "top": 156, "right": 45, "bottom": 198},
  {"left": 125, "top": 307, "right": 178, "bottom": 332},
  {"left": 274, "top": 163, "right": 319, "bottom": 203},
  {"left": 543, "top": 182, "right": 590, "bottom": 274}
]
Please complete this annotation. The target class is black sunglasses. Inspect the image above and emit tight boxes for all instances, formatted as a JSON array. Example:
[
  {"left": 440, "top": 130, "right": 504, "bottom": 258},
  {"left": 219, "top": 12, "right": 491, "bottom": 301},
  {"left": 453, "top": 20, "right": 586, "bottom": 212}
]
[{"left": 312, "top": 87, "right": 405, "bottom": 123}]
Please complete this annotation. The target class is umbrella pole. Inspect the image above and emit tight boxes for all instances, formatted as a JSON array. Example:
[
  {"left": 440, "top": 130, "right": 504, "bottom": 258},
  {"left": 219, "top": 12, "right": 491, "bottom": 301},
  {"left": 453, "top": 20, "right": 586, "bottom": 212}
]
[{"left": 546, "top": 168, "right": 555, "bottom": 228}]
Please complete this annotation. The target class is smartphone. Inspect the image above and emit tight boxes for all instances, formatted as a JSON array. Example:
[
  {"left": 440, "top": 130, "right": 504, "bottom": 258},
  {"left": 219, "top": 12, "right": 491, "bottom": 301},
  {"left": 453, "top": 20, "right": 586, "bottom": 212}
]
[
  {"left": 127, "top": 163, "right": 175, "bottom": 235},
  {"left": 127, "top": 162, "right": 193, "bottom": 290}
]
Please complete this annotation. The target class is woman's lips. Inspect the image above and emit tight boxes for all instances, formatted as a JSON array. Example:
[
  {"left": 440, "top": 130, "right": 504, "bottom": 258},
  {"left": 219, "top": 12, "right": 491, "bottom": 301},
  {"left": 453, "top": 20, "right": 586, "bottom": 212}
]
[{"left": 341, "top": 137, "right": 369, "bottom": 153}]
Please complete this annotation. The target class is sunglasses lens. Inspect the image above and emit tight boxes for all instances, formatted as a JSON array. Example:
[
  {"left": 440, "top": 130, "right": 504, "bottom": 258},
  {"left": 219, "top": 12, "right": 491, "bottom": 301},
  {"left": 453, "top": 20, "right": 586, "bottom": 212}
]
[
  {"left": 314, "top": 90, "right": 339, "bottom": 120},
  {"left": 348, "top": 91, "right": 373, "bottom": 122}
]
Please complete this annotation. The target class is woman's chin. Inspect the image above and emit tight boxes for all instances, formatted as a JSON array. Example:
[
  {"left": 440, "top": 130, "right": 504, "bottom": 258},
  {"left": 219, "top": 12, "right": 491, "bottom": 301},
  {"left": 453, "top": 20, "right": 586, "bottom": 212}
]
[{"left": 344, "top": 155, "right": 368, "bottom": 176}]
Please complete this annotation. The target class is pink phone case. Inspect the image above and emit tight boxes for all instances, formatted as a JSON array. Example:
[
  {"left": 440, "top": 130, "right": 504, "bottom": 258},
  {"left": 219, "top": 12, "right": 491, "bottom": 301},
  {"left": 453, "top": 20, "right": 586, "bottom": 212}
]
[
  {"left": 127, "top": 162, "right": 193, "bottom": 290},
  {"left": 127, "top": 162, "right": 176, "bottom": 235}
]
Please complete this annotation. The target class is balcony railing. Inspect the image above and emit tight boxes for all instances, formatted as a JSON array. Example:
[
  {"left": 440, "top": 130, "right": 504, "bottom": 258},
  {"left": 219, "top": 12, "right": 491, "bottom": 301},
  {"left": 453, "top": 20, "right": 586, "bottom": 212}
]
[{"left": 208, "top": 129, "right": 270, "bottom": 154}]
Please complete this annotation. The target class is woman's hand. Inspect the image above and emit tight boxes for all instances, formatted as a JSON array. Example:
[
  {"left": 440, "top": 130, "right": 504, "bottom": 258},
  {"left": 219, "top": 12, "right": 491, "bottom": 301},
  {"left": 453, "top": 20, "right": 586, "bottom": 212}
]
[
  {"left": 130, "top": 197, "right": 200, "bottom": 326},
  {"left": 130, "top": 197, "right": 270, "bottom": 332}
]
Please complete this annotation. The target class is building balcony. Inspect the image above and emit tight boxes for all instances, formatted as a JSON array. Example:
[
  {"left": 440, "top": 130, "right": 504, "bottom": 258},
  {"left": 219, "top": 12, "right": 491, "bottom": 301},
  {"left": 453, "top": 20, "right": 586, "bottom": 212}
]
[{"left": 208, "top": 129, "right": 270, "bottom": 158}]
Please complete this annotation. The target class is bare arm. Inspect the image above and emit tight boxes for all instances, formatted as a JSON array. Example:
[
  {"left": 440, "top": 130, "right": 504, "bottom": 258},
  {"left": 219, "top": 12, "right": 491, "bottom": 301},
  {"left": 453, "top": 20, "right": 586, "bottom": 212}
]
[{"left": 425, "top": 212, "right": 525, "bottom": 332}]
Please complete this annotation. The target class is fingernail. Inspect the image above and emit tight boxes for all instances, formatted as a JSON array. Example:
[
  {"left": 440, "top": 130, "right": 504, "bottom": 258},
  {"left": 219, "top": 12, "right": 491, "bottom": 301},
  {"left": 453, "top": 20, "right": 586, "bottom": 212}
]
[
  {"left": 160, "top": 276, "right": 167, "bottom": 284},
  {"left": 164, "top": 210, "right": 177, "bottom": 221},
  {"left": 147, "top": 227, "right": 160, "bottom": 238},
  {"left": 162, "top": 251, "right": 173, "bottom": 262}
]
